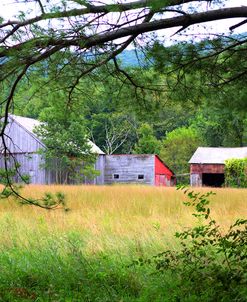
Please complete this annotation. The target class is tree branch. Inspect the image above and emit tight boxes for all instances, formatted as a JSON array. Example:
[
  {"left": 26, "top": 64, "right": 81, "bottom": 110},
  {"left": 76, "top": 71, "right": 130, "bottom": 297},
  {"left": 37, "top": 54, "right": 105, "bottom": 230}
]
[{"left": 1, "top": 6, "right": 247, "bottom": 58}]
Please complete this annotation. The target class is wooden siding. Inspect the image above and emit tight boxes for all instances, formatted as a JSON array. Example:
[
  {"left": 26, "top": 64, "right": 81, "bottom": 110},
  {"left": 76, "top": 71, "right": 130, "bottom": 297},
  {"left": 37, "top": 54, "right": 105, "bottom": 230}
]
[
  {"left": 104, "top": 155, "right": 155, "bottom": 185},
  {"left": 0, "top": 153, "right": 48, "bottom": 184},
  {"left": 95, "top": 155, "right": 105, "bottom": 184},
  {"left": 191, "top": 164, "right": 225, "bottom": 174},
  {"left": 154, "top": 155, "right": 175, "bottom": 186},
  {"left": 0, "top": 155, "right": 105, "bottom": 185},
  {"left": 3, "top": 119, "right": 44, "bottom": 153},
  {"left": 0, "top": 118, "right": 105, "bottom": 185},
  {"left": 190, "top": 164, "right": 225, "bottom": 186},
  {"left": 190, "top": 173, "right": 202, "bottom": 187}
]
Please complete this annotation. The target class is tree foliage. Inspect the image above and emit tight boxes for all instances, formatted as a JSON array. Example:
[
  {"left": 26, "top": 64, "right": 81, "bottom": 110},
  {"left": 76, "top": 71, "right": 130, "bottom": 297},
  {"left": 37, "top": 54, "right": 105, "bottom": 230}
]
[
  {"left": 134, "top": 123, "right": 161, "bottom": 154},
  {"left": 225, "top": 158, "right": 247, "bottom": 188},
  {"left": 160, "top": 126, "right": 204, "bottom": 175}
]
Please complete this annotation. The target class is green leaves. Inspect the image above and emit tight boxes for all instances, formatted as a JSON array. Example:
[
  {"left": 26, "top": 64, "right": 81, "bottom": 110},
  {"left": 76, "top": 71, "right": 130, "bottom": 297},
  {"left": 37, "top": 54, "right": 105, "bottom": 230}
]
[
  {"left": 160, "top": 126, "right": 204, "bottom": 177},
  {"left": 225, "top": 158, "right": 247, "bottom": 188},
  {"left": 137, "top": 187, "right": 247, "bottom": 300},
  {"left": 134, "top": 123, "right": 162, "bottom": 155}
]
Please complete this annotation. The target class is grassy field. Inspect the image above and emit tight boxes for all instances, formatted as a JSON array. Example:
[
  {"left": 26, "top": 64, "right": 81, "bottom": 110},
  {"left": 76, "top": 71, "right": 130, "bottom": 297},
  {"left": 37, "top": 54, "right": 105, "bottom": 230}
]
[{"left": 0, "top": 185, "right": 246, "bottom": 301}]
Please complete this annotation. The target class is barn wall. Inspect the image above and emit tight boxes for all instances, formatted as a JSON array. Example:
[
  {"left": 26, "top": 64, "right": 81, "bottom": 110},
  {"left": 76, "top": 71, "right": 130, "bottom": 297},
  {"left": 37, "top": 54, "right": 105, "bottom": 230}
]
[
  {"left": 95, "top": 155, "right": 105, "bottom": 185},
  {"left": 0, "top": 153, "right": 48, "bottom": 184},
  {"left": 0, "top": 118, "right": 105, "bottom": 185},
  {"left": 190, "top": 173, "right": 202, "bottom": 187},
  {"left": 104, "top": 155, "right": 155, "bottom": 185},
  {"left": 39, "top": 156, "right": 105, "bottom": 185},
  {"left": 191, "top": 164, "right": 225, "bottom": 174},
  {"left": 154, "top": 155, "right": 175, "bottom": 186},
  {"left": 2, "top": 120, "right": 44, "bottom": 153},
  {"left": 190, "top": 164, "right": 225, "bottom": 186},
  {"left": 0, "top": 153, "right": 105, "bottom": 185}
]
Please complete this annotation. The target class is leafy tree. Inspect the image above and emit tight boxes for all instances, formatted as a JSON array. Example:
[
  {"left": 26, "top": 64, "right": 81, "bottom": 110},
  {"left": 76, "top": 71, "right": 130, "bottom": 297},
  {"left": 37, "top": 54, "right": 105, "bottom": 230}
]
[
  {"left": 191, "top": 108, "right": 247, "bottom": 147},
  {"left": 35, "top": 102, "right": 98, "bottom": 184},
  {"left": 1, "top": 0, "right": 246, "bottom": 123},
  {"left": 134, "top": 123, "right": 161, "bottom": 154},
  {"left": 225, "top": 158, "right": 247, "bottom": 188},
  {"left": 160, "top": 126, "right": 204, "bottom": 175}
]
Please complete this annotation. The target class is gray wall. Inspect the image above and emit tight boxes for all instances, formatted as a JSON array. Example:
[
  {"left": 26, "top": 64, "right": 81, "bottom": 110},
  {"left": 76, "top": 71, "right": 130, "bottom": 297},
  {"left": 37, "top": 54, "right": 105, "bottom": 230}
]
[
  {"left": 0, "top": 152, "right": 105, "bottom": 185},
  {"left": 0, "top": 120, "right": 48, "bottom": 184},
  {"left": 95, "top": 155, "right": 105, "bottom": 185},
  {"left": 0, "top": 153, "right": 48, "bottom": 184},
  {"left": 2, "top": 119, "right": 44, "bottom": 153},
  {"left": 104, "top": 155, "right": 155, "bottom": 185},
  {"left": 190, "top": 173, "right": 202, "bottom": 187}
]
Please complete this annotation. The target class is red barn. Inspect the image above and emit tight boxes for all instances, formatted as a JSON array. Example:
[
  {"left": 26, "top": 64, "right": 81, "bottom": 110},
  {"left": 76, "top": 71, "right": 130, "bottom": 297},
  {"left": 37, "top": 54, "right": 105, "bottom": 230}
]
[{"left": 189, "top": 147, "right": 247, "bottom": 187}]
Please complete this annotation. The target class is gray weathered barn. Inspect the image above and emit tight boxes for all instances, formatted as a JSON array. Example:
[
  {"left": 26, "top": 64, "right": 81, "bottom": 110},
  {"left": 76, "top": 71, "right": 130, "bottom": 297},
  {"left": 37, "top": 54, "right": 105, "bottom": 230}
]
[
  {"left": 189, "top": 147, "right": 247, "bottom": 187},
  {"left": 104, "top": 154, "right": 175, "bottom": 186},
  {"left": 0, "top": 115, "right": 175, "bottom": 186},
  {"left": 0, "top": 115, "right": 105, "bottom": 184}
]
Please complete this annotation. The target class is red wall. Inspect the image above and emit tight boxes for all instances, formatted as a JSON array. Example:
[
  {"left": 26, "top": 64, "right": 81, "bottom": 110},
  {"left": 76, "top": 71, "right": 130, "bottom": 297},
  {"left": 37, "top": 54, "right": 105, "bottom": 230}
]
[
  {"left": 190, "top": 164, "right": 225, "bottom": 174},
  {"left": 155, "top": 155, "right": 174, "bottom": 186}
]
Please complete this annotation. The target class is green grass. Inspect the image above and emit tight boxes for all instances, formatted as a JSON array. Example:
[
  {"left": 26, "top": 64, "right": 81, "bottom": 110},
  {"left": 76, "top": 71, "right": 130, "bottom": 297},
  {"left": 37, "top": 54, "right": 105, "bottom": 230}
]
[{"left": 0, "top": 185, "right": 246, "bottom": 301}]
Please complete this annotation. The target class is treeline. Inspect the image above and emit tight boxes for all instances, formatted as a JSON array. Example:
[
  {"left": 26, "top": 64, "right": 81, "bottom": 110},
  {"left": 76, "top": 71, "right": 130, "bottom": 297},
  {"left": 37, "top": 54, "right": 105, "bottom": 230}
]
[{"left": 6, "top": 37, "right": 247, "bottom": 176}]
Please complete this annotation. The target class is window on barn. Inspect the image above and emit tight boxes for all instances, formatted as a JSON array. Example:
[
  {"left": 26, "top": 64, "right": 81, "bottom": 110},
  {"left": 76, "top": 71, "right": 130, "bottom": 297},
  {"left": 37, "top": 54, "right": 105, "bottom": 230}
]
[
  {"left": 138, "top": 174, "right": 144, "bottom": 180},
  {"left": 113, "top": 174, "right": 119, "bottom": 179}
]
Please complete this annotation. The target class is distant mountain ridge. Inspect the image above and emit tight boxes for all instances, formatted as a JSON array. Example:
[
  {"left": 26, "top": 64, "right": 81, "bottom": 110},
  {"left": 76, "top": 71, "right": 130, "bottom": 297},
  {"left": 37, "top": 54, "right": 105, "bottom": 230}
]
[{"left": 117, "top": 49, "right": 147, "bottom": 67}]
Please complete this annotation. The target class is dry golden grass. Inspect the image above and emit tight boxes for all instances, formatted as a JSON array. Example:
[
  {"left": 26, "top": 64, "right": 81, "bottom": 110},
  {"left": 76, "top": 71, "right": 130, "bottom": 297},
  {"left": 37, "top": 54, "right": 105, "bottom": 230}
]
[{"left": 0, "top": 185, "right": 246, "bottom": 255}]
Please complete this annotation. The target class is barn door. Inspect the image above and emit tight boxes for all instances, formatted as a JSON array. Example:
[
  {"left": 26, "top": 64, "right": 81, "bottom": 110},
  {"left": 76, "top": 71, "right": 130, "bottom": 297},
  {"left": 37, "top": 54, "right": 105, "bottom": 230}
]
[{"left": 155, "top": 174, "right": 167, "bottom": 186}]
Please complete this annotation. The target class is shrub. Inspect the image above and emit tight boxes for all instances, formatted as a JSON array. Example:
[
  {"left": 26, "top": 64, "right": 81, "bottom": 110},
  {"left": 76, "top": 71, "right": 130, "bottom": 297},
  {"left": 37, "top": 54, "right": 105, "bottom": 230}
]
[
  {"left": 225, "top": 158, "right": 247, "bottom": 188},
  {"left": 137, "top": 187, "right": 247, "bottom": 301}
]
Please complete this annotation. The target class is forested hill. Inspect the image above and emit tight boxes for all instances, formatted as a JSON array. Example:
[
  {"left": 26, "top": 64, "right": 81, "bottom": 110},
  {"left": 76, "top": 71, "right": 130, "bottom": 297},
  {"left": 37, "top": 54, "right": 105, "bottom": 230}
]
[{"left": 117, "top": 50, "right": 146, "bottom": 67}]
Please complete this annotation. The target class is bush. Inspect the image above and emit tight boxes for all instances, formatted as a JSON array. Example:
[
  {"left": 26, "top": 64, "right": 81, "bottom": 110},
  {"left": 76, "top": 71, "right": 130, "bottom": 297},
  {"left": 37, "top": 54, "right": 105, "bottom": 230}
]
[
  {"left": 225, "top": 158, "right": 247, "bottom": 188},
  {"left": 137, "top": 188, "right": 247, "bottom": 301}
]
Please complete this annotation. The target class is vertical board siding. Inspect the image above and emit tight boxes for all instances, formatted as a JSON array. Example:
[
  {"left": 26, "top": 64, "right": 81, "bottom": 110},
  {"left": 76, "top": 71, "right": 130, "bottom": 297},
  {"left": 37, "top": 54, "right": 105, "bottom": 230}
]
[
  {"left": 3, "top": 119, "right": 44, "bottom": 153},
  {"left": 104, "top": 155, "right": 155, "bottom": 185},
  {"left": 154, "top": 155, "right": 175, "bottom": 186},
  {"left": 190, "top": 173, "right": 202, "bottom": 186},
  {"left": 0, "top": 119, "right": 48, "bottom": 184},
  {"left": 95, "top": 155, "right": 105, "bottom": 185},
  {"left": 0, "top": 153, "right": 47, "bottom": 184}
]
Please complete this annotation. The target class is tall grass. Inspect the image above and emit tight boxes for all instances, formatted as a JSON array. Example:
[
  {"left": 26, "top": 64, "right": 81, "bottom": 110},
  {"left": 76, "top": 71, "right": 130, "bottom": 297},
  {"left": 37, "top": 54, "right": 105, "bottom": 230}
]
[
  {"left": 0, "top": 185, "right": 245, "bottom": 255},
  {"left": 0, "top": 185, "right": 245, "bottom": 301}
]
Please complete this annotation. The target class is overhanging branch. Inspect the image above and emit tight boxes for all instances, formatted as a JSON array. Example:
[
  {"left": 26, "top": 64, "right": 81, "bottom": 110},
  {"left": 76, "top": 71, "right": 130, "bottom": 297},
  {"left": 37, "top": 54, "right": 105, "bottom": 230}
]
[{"left": 1, "top": 6, "right": 246, "bottom": 58}]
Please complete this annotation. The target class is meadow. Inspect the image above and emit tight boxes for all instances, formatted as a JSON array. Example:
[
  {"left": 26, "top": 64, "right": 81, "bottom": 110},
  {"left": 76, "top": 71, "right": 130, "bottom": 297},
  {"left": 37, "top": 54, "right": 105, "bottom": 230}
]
[{"left": 0, "top": 185, "right": 246, "bottom": 301}]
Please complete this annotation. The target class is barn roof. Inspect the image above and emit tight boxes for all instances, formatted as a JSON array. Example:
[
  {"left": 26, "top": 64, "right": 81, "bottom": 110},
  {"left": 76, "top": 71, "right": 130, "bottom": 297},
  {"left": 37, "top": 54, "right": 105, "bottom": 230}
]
[
  {"left": 9, "top": 115, "right": 105, "bottom": 155},
  {"left": 189, "top": 147, "right": 247, "bottom": 164}
]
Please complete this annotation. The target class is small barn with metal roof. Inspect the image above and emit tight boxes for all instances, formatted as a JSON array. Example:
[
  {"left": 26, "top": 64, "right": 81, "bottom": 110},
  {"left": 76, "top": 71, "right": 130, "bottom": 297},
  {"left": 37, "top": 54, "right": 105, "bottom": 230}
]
[
  {"left": 189, "top": 147, "right": 247, "bottom": 187},
  {"left": 104, "top": 154, "right": 175, "bottom": 186}
]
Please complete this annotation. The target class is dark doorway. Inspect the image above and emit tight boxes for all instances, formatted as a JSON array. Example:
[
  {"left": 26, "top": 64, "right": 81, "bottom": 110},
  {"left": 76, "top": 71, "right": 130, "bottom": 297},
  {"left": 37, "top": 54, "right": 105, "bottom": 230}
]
[{"left": 202, "top": 173, "right": 225, "bottom": 187}]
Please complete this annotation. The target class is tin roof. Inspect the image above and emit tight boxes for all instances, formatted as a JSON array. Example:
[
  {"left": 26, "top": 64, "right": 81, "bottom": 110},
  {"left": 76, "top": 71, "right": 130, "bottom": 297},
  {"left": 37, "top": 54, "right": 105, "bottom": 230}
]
[
  {"left": 189, "top": 147, "right": 247, "bottom": 164},
  {"left": 9, "top": 115, "right": 105, "bottom": 155}
]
